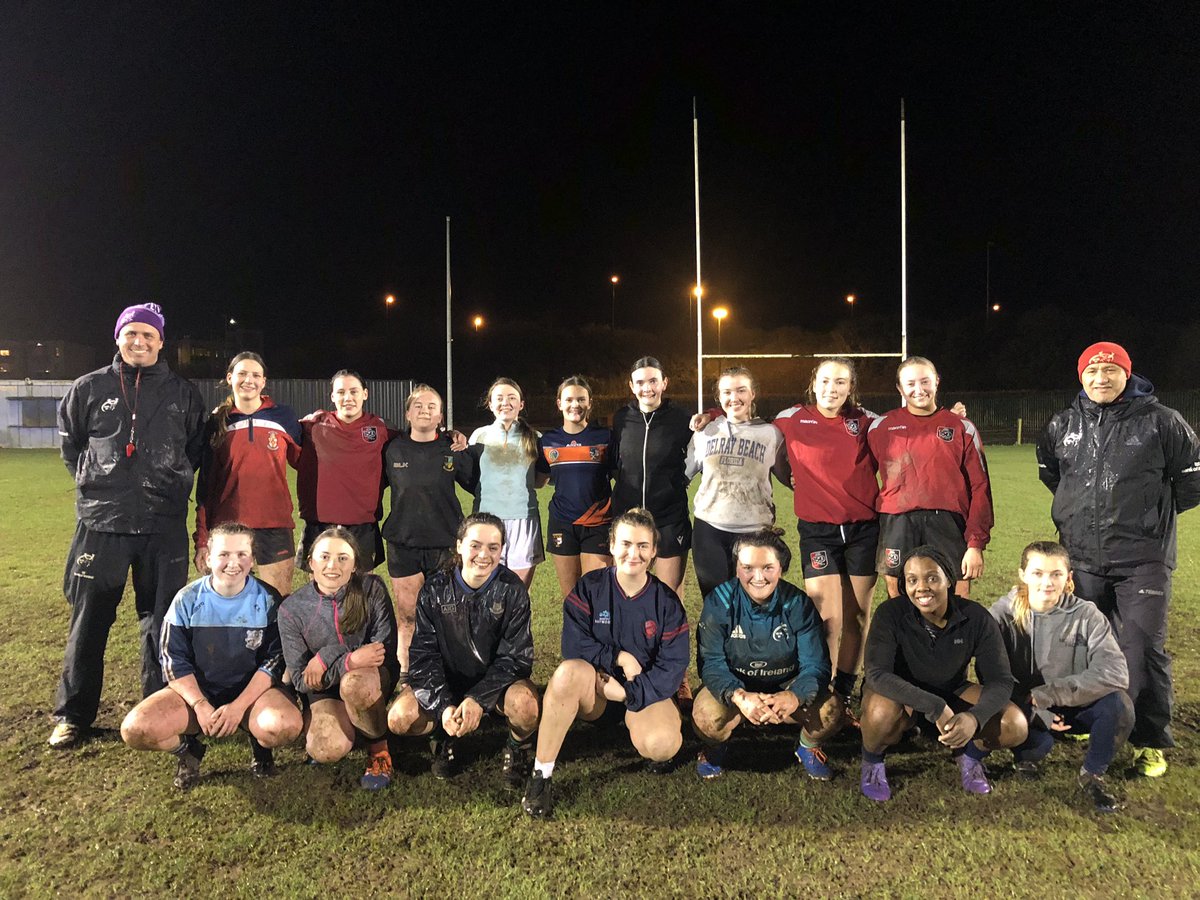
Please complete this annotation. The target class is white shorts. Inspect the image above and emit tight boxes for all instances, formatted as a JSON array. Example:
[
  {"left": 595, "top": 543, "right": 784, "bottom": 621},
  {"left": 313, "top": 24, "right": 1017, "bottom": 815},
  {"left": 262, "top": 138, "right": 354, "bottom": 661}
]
[{"left": 501, "top": 517, "right": 545, "bottom": 570}]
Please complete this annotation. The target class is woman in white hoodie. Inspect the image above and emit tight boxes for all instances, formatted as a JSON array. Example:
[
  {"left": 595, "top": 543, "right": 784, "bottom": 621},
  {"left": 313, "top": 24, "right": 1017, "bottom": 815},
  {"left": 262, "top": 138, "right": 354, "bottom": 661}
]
[
  {"left": 685, "top": 367, "right": 787, "bottom": 599},
  {"left": 990, "top": 541, "right": 1133, "bottom": 813}
]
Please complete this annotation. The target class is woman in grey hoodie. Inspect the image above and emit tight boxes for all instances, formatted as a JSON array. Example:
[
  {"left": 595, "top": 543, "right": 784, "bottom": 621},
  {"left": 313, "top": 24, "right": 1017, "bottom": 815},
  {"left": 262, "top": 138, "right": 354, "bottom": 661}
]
[{"left": 990, "top": 541, "right": 1133, "bottom": 813}]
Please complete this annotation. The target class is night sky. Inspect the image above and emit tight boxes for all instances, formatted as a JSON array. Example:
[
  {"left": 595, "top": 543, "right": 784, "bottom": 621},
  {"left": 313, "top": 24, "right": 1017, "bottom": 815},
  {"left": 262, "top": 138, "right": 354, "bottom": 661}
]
[{"left": 2, "top": 5, "right": 1198, "bottom": 387}]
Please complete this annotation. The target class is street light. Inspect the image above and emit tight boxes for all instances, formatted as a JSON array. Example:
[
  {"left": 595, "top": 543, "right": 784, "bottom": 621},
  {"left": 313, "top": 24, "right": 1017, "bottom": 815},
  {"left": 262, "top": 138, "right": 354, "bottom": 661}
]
[
  {"left": 712, "top": 306, "right": 729, "bottom": 354},
  {"left": 991, "top": 303, "right": 1001, "bottom": 312},
  {"left": 610, "top": 275, "right": 619, "bottom": 329},
  {"left": 473, "top": 315, "right": 484, "bottom": 332},
  {"left": 846, "top": 294, "right": 856, "bottom": 317},
  {"left": 385, "top": 294, "right": 395, "bottom": 320}
]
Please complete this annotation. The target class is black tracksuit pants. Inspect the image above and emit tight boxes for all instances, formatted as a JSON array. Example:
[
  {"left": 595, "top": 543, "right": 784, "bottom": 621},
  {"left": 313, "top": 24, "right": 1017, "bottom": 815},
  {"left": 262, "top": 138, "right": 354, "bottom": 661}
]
[
  {"left": 54, "top": 522, "right": 190, "bottom": 727},
  {"left": 1074, "top": 564, "right": 1174, "bottom": 748}
]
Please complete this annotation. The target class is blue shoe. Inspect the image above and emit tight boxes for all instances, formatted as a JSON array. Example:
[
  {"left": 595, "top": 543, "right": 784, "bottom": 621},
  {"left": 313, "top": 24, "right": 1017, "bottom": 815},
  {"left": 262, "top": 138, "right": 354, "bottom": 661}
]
[
  {"left": 696, "top": 744, "right": 728, "bottom": 779},
  {"left": 795, "top": 742, "right": 833, "bottom": 781}
]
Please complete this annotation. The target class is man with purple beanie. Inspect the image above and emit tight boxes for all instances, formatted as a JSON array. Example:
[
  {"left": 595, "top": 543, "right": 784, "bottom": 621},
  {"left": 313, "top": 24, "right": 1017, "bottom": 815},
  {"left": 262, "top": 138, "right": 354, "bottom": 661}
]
[
  {"left": 1037, "top": 341, "right": 1200, "bottom": 777},
  {"left": 48, "top": 303, "right": 207, "bottom": 748}
]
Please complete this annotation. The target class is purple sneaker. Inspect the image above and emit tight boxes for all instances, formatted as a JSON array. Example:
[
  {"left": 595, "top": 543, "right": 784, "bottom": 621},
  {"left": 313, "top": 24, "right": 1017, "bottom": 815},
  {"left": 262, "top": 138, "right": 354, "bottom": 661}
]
[
  {"left": 860, "top": 760, "right": 891, "bottom": 802},
  {"left": 957, "top": 754, "right": 992, "bottom": 795}
]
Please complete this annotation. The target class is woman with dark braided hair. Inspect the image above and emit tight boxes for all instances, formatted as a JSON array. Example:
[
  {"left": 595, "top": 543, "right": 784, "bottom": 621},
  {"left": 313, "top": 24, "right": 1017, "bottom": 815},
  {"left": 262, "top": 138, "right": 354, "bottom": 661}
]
[
  {"left": 194, "top": 352, "right": 301, "bottom": 595},
  {"left": 278, "top": 527, "right": 399, "bottom": 792},
  {"left": 859, "top": 545, "right": 1026, "bottom": 802}
]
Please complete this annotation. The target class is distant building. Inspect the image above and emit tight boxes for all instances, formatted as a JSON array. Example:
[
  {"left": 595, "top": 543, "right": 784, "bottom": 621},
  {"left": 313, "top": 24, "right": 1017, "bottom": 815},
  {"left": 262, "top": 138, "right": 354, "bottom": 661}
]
[
  {"left": 0, "top": 339, "right": 98, "bottom": 379},
  {"left": 173, "top": 325, "right": 265, "bottom": 378}
]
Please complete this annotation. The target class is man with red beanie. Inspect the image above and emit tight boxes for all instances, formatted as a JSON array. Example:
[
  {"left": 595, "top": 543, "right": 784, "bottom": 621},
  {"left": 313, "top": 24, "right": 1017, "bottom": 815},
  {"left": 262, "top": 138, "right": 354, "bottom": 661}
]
[
  {"left": 49, "top": 303, "right": 207, "bottom": 749},
  {"left": 1037, "top": 341, "right": 1200, "bottom": 777}
]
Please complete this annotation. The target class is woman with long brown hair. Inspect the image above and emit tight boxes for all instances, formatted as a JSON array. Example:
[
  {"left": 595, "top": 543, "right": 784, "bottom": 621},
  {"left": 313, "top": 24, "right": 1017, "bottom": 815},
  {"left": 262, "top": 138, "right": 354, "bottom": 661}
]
[
  {"left": 194, "top": 352, "right": 301, "bottom": 595},
  {"left": 278, "top": 527, "right": 399, "bottom": 791}
]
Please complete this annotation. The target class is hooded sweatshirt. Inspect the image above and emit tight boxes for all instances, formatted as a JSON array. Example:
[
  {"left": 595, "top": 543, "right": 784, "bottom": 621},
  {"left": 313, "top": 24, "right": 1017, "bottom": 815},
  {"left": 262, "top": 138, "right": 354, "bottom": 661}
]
[{"left": 989, "top": 588, "right": 1128, "bottom": 726}]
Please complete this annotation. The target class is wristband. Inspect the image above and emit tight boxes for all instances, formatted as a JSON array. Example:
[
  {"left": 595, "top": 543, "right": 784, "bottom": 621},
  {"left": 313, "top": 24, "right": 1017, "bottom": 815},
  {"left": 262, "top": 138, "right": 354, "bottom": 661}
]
[{"left": 188, "top": 696, "right": 209, "bottom": 710}]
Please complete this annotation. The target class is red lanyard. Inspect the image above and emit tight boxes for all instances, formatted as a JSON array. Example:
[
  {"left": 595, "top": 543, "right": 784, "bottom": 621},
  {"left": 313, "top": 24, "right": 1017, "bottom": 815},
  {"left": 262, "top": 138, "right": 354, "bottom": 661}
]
[{"left": 118, "top": 363, "right": 142, "bottom": 458}]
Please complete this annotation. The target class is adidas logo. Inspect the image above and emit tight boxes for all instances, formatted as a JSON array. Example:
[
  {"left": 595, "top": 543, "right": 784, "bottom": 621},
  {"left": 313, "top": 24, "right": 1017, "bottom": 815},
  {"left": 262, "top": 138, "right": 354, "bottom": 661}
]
[{"left": 730, "top": 625, "right": 747, "bottom": 640}]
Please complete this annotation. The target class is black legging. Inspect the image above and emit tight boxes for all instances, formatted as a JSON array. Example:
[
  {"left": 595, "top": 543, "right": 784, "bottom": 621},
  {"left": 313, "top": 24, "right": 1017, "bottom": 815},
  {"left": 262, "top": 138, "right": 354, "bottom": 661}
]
[{"left": 691, "top": 518, "right": 743, "bottom": 600}]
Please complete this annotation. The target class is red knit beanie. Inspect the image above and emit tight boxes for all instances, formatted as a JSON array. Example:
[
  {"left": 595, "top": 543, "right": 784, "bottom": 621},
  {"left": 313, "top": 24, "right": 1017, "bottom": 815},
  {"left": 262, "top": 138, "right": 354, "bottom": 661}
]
[{"left": 1077, "top": 342, "right": 1131, "bottom": 379}]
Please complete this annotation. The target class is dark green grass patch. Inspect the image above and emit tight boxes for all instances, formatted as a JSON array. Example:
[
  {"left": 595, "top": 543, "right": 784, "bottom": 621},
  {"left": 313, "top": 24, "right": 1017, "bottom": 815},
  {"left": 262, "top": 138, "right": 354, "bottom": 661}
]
[{"left": 1, "top": 446, "right": 1199, "bottom": 897}]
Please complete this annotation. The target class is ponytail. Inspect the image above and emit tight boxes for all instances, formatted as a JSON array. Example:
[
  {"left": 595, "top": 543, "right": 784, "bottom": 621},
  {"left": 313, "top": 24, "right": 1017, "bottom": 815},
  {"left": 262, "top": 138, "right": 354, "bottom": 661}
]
[
  {"left": 310, "top": 526, "right": 369, "bottom": 635},
  {"left": 212, "top": 351, "right": 267, "bottom": 448}
]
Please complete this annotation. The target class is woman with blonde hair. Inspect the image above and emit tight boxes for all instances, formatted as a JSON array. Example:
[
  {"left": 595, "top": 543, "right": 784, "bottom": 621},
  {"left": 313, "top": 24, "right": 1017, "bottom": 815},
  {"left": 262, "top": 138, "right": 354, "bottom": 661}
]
[{"left": 990, "top": 541, "right": 1132, "bottom": 813}]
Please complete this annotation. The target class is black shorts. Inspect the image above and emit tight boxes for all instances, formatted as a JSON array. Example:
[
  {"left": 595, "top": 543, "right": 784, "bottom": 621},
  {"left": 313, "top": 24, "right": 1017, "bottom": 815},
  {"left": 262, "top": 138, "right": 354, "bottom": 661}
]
[
  {"left": 796, "top": 519, "right": 879, "bottom": 579},
  {"left": 250, "top": 527, "right": 296, "bottom": 566},
  {"left": 655, "top": 517, "right": 692, "bottom": 560},
  {"left": 545, "top": 516, "right": 611, "bottom": 556},
  {"left": 386, "top": 542, "right": 453, "bottom": 578},
  {"left": 298, "top": 521, "right": 385, "bottom": 572},
  {"left": 876, "top": 510, "right": 966, "bottom": 577}
]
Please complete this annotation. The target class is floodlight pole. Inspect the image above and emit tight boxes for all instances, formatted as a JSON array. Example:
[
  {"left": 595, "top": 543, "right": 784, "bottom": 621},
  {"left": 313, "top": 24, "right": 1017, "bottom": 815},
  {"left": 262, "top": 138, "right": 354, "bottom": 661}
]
[
  {"left": 445, "top": 216, "right": 453, "bottom": 430},
  {"left": 693, "top": 99, "right": 704, "bottom": 412},
  {"left": 899, "top": 99, "right": 909, "bottom": 361}
]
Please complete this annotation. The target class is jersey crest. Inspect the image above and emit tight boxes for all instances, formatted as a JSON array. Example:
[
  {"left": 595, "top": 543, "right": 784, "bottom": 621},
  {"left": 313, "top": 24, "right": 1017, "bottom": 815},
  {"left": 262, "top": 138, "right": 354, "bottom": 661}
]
[
  {"left": 885, "top": 547, "right": 901, "bottom": 569},
  {"left": 244, "top": 628, "right": 264, "bottom": 650},
  {"left": 266, "top": 431, "right": 279, "bottom": 451},
  {"left": 844, "top": 418, "right": 860, "bottom": 436},
  {"left": 443, "top": 455, "right": 455, "bottom": 472},
  {"left": 361, "top": 425, "right": 378, "bottom": 442},
  {"left": 644, "top": 620, "right": 658, "bottom": 640},
  {"left": 548, "top": 448, "right": 560, "bottom": 462},
  {"left": 937, "top": 426, "right": 955, "bottom": 442},
  {"left": 809, "top": 550, "right": 829, "bottom": 571}
]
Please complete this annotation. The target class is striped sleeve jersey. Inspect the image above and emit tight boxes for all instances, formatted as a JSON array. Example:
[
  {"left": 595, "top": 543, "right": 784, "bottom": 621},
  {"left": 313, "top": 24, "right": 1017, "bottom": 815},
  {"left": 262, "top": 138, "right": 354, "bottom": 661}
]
[
  {"left": 540, "top": 424, "right": 613, "bottom": 526},
  {"left": 159, "top": 575, "right": 285, "bottom": 702}
]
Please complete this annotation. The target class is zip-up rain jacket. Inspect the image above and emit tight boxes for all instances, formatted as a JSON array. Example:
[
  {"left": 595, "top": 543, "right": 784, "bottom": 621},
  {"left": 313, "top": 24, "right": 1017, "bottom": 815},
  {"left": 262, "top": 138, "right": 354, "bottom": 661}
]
[
  {"left": 409, "top": 566, "right": 534, "bottom": 720},
  {"left": 58, "top": 354, "right": 206, "bottom": 533},
  {"left": 1037, "top": 375, "right": 1200, "bottom": 572}
]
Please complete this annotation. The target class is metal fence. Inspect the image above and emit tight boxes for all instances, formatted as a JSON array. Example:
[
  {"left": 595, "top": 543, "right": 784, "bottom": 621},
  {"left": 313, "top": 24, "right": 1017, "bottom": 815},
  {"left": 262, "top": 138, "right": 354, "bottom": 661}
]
[
  {"left": 7, "top": 379, "right": 1200, "bottom": 449},
  {"left": 193, "top": 378, "right": 415, "bottom": 427}
]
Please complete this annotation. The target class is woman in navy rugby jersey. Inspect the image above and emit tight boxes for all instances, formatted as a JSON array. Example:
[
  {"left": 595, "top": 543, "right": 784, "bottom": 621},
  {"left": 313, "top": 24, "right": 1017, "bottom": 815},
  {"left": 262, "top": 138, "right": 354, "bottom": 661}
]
[
  {"left": 121, "top": 523, "right": 302, "bottom": 790},
  {"left": 540, "top": 375, "right": 614, "bottom": 598},
  {"left": 521, "top": 509, "right": 689, "bottom": 818},
  {"left": 194, "top": 352, "right": 302, "bottom": 596}
]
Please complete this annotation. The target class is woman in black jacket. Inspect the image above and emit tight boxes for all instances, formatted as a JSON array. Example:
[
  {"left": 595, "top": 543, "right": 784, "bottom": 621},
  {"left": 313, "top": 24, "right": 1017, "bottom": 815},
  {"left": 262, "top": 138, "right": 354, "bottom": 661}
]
[
  {"left": 859, "top": 545, "right": 1026, "bottom": 802},
  {"left": 387, "top": 513, "right": 539, "bottom": 784}
]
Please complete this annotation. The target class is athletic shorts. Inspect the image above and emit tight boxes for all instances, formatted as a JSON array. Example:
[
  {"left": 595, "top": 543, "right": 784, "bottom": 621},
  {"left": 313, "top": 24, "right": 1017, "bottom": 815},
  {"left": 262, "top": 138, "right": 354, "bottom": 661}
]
[
  {"left": 250, "top": 527, "right": 296, "bottom": 567},
  {"left": 655, "top": 517, "right": 692, "bottom": 560},
  {"left": 546, "top": 515, "right": 610, "bottom": 556},
  {"left": 501, "top": 517, "right": 545, "bottom": 570},
  {"left": 298, "top": 521, "right": 385, "bottom": 572},
  {"left": 876, "top": 510, "right": 967, "bottom": 577},
  {"left": 386, "top": 542, "right": 453, "bottom": 578},
  {"left": 796, "top": 519, "right": 879, "bottom": 579},
  {"left": 907, "top": 682, "right": 1004, "bottom": 733}
]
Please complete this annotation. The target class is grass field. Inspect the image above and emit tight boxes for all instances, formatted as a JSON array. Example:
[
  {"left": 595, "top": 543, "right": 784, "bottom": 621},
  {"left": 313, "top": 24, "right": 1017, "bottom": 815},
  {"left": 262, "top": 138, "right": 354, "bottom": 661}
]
[{"left": 2, "top": 446, "right": 1199, "bottom": 898}]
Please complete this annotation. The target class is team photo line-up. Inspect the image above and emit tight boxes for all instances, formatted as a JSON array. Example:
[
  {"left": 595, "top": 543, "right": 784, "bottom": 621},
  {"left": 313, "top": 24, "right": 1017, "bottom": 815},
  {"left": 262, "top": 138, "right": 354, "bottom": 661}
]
[{"left": 51, "top": 302, "right": 1199, "bottom": 817}]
